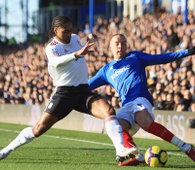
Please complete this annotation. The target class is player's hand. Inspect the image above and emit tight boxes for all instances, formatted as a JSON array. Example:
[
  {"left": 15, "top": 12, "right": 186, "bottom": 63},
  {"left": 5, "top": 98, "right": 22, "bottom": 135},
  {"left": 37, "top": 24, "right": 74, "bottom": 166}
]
[
  {"left": 188, "top": 46, "right": 195, "bottom": 55},
  {"left": 74, "top": 41, "right": 96, "bottom": 57},
  {"left": 87, "top": 34, "right": 98, "bottom": 42},
  {"left": 87, "top": 34, "right": 98, "bottom": 52}
]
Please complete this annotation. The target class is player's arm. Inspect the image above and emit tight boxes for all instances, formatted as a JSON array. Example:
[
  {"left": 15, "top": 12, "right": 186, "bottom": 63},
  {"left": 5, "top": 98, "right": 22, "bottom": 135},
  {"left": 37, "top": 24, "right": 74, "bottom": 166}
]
[
  {"left": 88, "top": 68, "right": 107, "bottom": 90},
  {"left": 74, "top": 33, "right": 97, "bottom": 57},
  {"left": 46, "top": 41, "right": 95, "bottom": 68},
  {"left": 136, "top": 47, "right": 194, "bottom": 66},
  {"left": 46, "top": 46, "right": 76, "bottom": 67}
]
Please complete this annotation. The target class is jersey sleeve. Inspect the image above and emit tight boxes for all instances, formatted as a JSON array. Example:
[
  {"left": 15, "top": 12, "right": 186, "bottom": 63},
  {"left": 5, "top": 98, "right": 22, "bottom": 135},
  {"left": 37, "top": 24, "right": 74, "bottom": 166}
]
[
  {"left": 88, "top": 67, "right": 107, "bottom": 90},
  {"left": 45, "top": 45, "right": 76, "bottom": 68},
  {"left": 135, "top": 49, "right": 189, "bottom": 66}
]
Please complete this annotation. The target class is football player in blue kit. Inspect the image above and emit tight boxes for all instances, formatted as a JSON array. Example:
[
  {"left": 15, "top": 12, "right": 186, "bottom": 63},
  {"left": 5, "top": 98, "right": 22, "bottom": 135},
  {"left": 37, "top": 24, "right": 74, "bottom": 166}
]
[{"left": 88, "top": 34, "right": 195, "bottom": 166}]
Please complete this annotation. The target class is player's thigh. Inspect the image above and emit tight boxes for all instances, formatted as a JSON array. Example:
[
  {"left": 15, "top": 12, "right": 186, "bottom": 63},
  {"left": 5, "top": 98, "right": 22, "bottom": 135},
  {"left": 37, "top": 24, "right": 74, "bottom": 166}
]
[
  {"left": 133, "top": 97, "right": 155, "bottom": 131},
  {"left": 45, "top": 95, "right": 74, "bottom": 119},
  {"left": 116, "top": 105, "right": 140, "bottom": 135},
  {"left": 33, "top": 112, "right": 59, "bottom": 137},
  {"left": 135, "top": 109, "right": 154, "bottom": 131},
  {"left": 116, "top": 104, "right": 134, "bottom": 126},
  {"left": 89, "top": 96, "right": 115, "bottom": 119}
]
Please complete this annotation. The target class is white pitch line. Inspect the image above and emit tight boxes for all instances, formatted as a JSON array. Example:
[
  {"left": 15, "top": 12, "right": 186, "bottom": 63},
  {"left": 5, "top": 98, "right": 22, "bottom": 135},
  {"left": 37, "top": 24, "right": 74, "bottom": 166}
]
[{"left": 0, "top": 128, "right": 187, "bottom": 158}]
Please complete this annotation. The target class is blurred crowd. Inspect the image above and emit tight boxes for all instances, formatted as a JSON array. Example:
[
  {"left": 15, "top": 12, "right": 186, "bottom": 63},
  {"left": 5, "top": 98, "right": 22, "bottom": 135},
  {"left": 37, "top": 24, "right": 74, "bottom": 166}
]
[{"left": 0, "top": 9, "right": 195, "bottom": 112}]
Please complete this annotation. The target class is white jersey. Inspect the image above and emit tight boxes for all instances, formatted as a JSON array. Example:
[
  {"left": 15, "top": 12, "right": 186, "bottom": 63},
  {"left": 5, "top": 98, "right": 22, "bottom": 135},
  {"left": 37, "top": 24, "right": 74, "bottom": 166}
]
[{"left": 45, "top": 34, "right": 88, "bottom": 87}]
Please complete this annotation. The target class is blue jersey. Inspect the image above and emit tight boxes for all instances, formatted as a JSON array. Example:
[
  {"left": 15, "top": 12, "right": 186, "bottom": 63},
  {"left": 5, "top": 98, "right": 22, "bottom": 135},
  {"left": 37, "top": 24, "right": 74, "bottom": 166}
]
[{"left": 88, "top": 50, "right": 189, "bottom": 106}]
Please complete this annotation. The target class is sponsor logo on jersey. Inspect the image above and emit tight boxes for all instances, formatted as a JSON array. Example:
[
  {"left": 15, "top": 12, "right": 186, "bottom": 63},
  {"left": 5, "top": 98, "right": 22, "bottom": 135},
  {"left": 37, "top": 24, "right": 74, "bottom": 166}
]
[{"left": 111, "top": 64, "right": 130, "bottom": 81}]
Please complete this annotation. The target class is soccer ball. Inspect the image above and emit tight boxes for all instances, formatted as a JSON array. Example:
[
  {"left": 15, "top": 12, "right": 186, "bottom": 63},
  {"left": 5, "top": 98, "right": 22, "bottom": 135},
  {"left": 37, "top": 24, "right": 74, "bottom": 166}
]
[{"left": 145, "top": 146, "right": 168, "bottom": 167}]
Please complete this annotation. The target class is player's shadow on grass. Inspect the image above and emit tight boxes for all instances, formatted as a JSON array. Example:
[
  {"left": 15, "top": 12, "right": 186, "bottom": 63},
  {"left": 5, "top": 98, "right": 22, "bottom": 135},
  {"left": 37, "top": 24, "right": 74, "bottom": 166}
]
[
  {"left": 30, "top": 146, "right": 114, "bottom": 150},
  {"left": 73, "top": 147, "right": 113, "bottom": 151},
  {"left": 167, "top": 149, "right": 184, "bottom": 152},
  {"left": 166, "top": 165, "right": 195, "bottom": 169},
  {"left": 46, "top": 147, "right": 114, "bottom": 151}
]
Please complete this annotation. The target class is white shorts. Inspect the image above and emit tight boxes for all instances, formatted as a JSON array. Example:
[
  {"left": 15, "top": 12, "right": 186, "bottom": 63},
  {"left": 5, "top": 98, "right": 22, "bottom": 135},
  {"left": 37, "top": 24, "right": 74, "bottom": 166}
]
[{"left": 116, "top": 97, "right": 155, "bottom": 136}]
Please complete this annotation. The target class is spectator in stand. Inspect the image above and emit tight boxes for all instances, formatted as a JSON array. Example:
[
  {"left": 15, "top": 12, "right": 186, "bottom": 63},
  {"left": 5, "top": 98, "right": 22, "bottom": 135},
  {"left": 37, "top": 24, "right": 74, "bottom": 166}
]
[
  {"left": 189, "top": 100, "right": 195, "bottom": 112},
  {"left": 164, "top": 92, "right": 175, "bottom": 110},
  {"left": 175, "top": 99, "right": 189, "bottom": 112},
  {"left": 173, "top": 92, "right": 184, "bottom": 111},
  {"left": 166, "top": 25, "right": 180, "bottom": 50},
  {"left": 152, "top": 90, "right": 165, "bottom": 110},
  {"left": 96, "top": 17, "right": 104, "bottom": 33},
  {"left": 183, "top": 89, "right": 193, "bottom": 109},
  {"left": 83, "top": 23, "right": 90, "bottom": 35},
  {"left": 189, "top": 74, "right": 195, "bottom": 96},
  {"left": 179, "top": 34, "right": 191, "bottom": 50}
]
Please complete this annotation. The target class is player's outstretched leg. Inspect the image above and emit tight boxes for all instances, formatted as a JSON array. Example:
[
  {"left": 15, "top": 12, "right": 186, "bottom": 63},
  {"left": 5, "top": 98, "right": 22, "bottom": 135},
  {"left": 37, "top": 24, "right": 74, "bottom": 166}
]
[
  {"left": 185, "top": 145, "right": 195, "bottom": 161},
  {"left": 116, "top": 130, "right": 145, "bottom": 166},
  {"left": 148, "top": 121, "right": 195, "bottom": 162},
  {"left": 0, "top": 127, "right": 35, "bottom": 160},
  {"left": 105, "top": 116, "right": 139, "bottom": 164}
]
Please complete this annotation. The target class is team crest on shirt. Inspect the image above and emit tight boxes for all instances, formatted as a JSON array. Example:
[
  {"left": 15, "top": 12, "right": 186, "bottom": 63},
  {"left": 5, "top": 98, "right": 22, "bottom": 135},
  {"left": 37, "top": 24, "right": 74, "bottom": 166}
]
[
  {"left": 109, "top": 66, "right": 113, "bottom": 70},
  {"left": 52, "top": 49, "right": 60, "bottom": 56}
]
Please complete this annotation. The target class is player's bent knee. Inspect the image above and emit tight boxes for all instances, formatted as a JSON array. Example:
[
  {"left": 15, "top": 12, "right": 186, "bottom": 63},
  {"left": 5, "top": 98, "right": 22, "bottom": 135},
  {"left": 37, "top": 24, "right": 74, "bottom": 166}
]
[
  {"left": 89, "top": 97, "right": 116, "bottom": 118},
  {"left": 108, "top": 106, "right": 116, "bottom": 116},
  {"left": 33, "top": 124, "right": 49, "bottom": 137},
  {"left": 101, "top": 103, "right": 116, "bottom": 118}
]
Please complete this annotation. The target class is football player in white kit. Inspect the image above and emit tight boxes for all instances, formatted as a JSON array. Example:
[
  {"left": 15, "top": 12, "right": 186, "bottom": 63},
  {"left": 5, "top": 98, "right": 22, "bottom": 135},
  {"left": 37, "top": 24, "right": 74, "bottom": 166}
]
[{"left": 0, "top": 16, "right": 138, "bottom": 163}]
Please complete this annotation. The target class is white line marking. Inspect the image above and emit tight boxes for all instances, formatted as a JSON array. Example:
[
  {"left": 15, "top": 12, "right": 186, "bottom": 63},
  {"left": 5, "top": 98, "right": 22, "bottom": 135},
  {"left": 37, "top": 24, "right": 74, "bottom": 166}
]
[{"left": 0, "top": 128, "right": 187, "bottom": 158}]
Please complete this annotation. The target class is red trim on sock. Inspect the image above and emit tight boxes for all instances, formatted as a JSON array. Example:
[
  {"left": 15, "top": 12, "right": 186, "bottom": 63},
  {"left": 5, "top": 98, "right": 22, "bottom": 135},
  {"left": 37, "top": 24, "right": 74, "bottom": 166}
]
[
  {"left": 122, "top": 130, "right": 137, "bottom": 148},
  {"left": 148, "top": 121, "right": 174, "bottom": 142},
  {"left": 105, "top": 115, "right": 117, "bottom": 123}
]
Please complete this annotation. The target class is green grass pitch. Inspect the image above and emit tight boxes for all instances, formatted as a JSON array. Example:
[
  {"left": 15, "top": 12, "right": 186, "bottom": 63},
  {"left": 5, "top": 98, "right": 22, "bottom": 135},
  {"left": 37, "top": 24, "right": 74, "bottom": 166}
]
[{"left": 0, "top": 122, "right": 194, "bottom": 170}]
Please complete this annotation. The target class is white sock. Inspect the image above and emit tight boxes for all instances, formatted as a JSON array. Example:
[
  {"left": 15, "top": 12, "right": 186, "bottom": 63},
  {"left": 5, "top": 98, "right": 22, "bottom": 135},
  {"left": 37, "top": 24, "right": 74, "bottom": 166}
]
[
  {"left": 105, "top": 115, "right": 124, "bottom": 154},
  {"left": 2, "top": 127, "right": 35, "bottom": 153},
  {"left": 171, "top": 136, "right": 191, "bottom": 152}
]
